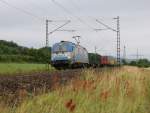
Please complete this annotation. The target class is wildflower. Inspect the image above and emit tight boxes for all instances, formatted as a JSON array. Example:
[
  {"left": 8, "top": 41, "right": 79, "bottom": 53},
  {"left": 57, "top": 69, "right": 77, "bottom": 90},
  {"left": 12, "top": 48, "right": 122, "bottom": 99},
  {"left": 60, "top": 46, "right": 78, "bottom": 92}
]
[
  {"left": 70, "top": 103, "right": 76, "bottom": 112},
  {"left": 65, "top": 99, "right": 76, "bottom": 112},
  {"left": 100, "top": 90, "right": 110, "bottom": 101},
  {"left": 65, "top": 99, "right": 72, "bottom": 108}
]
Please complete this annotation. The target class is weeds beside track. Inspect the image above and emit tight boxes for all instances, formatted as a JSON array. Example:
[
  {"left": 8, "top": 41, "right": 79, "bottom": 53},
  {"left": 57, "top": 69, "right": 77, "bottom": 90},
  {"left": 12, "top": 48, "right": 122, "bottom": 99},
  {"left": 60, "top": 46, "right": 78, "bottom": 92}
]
[
  {"left": 0, "top": 69, "right": 84, "bottom": 104},
  {"left": 1, "top": 66, "right": 150, "bottom": 113}
]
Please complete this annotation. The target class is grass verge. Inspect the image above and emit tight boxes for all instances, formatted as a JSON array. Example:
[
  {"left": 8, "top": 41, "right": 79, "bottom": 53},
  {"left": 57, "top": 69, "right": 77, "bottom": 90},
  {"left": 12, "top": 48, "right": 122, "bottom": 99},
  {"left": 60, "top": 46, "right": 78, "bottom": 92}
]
[
  {"left": 0, "top": 63, "right": 54, "bottom": 75},
  {"left": 1, "top": 66, "right": 150, "bottom": 113}
]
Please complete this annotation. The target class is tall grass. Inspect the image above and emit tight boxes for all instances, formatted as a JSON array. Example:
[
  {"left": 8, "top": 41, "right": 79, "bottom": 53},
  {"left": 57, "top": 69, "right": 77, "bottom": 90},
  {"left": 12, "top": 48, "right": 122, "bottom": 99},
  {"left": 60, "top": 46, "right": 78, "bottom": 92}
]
[{"left": 1, "top": 66, "right": 150, "bottom": 113}]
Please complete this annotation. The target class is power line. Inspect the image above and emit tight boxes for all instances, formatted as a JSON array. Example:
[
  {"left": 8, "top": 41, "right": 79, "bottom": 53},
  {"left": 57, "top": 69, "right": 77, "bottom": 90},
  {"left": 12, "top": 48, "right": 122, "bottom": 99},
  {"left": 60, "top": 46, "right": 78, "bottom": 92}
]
[
  {"left": 25, "top": 0, "right": 49, "bottom": 15},
  {"left": 0, "top": 0, "right": 43, "bottom": 21},
  {"left": 46, "top": 20, "right": 71, "bottom": 47},
  {"left": 67, "top": 0, "right": 83, "bottom": 16},
  {"left": 48, "top": 20, "right": 71, "bottom": 35},
  {"left": 96, "top": 17, "right": 121, "bottom": 66},
  {"left": 96, "top": 19, "right": 117, "bottom": 32},
  {"left": 50, "top": 0, "right": 95, "bottom": 30}
]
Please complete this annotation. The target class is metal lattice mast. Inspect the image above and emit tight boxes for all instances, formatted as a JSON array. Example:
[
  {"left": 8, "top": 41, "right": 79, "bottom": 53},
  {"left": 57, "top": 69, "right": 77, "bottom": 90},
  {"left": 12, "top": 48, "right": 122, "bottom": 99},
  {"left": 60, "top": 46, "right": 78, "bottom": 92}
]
[
  {"left": 114, "top": 16, "right": 121, "bottom": 65},
  {"left": 96, "top": 16, "right": 121, "bottom": 66},
  {"left": 117, "top": 16, "right": 121, "bottom": 65},
  {"left": 123, "top": 45, "right": 126, "bottom": 60},
  {"left": 45, "top": 19, "right": 71, "bottom": 47},
  {"left": 46, "top": 19, "right": 49, "bottom": 47},
  {"left": 136, "top": 49, "right": 139, "bottom": 61}
]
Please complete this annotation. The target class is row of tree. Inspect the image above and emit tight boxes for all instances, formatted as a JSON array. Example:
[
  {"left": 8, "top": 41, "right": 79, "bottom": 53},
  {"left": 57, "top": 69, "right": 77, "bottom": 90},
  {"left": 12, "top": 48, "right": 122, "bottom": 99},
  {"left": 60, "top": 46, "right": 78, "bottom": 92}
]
[
  {"left": 0, "top": 40, "right": 51, "bottom": 63},
  {"left": 1, "top": 40, "right": 150, "bottom": 67},
  {"left": 122, "top": 59, "right": 150, "bottom": 68}
]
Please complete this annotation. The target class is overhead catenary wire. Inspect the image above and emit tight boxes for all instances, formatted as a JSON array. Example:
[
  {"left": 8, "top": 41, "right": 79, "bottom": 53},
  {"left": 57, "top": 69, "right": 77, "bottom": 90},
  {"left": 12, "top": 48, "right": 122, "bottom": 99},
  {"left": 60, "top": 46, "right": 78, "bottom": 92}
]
[
  {"left": 96, "top": 17, "right": 121, "bottom": 65},
  {"left": 66, "top": 0, "right": 81, "bottom": 14},
  {"left": 96, "top": 19, "right": 117, "bottom": 32},
  {"left": 48, "top": 20, "right": 71, "bottom": 34},
  {"left": 67, "top": 0, "right": 106, "bottom": 32},
  {"left": 51, "top": 0, "right": 109, "bottom": 50},
  {"left": 0, "top": 0, "right": 43, "bottom": 21},
  {"left": 25, "top": 0, "right": 50, "bottom": 16},
  {"left": 0, "top": 0, "right": 119, "bottom": 58},
  {"left": 51, "top": 0, "right": 96, "bottom": 30}
]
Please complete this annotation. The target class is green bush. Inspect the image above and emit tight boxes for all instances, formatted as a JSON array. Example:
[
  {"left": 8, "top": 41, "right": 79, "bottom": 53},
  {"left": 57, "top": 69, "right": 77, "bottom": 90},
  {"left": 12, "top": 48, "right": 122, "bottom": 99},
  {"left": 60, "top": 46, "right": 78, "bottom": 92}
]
[
  {"left": 129, "top": 59, "right": 150, "bottom": 68},
  {"left": 0, "top": 40, "right": 51, "bottom": 63}
]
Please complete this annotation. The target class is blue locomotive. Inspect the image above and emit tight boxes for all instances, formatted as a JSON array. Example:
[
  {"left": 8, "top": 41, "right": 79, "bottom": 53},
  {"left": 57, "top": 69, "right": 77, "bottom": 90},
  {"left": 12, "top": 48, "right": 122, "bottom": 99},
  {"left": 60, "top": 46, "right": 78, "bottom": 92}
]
[{"left": 51, "top": 41, "right": 89, "bottom": 69}]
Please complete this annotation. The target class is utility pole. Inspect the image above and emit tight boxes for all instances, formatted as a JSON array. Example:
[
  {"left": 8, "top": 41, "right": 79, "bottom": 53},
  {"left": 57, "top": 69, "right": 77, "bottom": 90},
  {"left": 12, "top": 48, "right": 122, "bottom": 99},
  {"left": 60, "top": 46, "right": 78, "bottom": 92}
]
[
  {"left": 130, "top": 49, "right": 144, "bottom": 61},
  {"left": 136, "top": 49, "right": 139, "bottom": 61},
  {"left": 114, "top": 16, "right": 121, "bottom": 66},
  {"left": 123, "top": 45, "right": 126, "bottom": 60},
  {"left": 45, "top": 19, "right": 71, "bottom": 47},
  {"left": 94, "top": 46, "right": 97, "bottom": 65},
  {"left": 46, "top": 19, "right": 49, "bottom": 47},
  {"left": 45, "top": 19, "right": 71, "bottom": 70},
  {"left": 94, "top": 46, "right": 97, "bottom": 54},
  {"left": 96, "top": 16, "right": 121, "bottom": 66}
]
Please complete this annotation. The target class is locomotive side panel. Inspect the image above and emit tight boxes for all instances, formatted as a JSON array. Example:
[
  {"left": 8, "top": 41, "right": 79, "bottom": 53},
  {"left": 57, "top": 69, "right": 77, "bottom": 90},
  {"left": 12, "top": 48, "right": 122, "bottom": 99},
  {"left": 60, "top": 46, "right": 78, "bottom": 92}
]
[{"left": 72, "top": 45, "right": 89, "bottom": 64}]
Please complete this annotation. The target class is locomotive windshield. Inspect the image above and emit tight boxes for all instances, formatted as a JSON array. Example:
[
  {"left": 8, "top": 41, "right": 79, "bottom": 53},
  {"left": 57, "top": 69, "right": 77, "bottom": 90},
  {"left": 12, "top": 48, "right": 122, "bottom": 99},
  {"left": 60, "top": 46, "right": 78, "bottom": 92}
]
[{"left": 52, "top": 42, "right": 74, "bottom": 53}]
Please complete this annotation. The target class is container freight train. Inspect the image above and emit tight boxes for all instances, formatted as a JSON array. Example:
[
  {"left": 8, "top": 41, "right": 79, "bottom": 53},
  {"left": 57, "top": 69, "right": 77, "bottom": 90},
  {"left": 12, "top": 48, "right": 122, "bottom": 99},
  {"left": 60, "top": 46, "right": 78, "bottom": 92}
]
[{"left": 51, "top": 41, "right": 117, "bottom": 69}]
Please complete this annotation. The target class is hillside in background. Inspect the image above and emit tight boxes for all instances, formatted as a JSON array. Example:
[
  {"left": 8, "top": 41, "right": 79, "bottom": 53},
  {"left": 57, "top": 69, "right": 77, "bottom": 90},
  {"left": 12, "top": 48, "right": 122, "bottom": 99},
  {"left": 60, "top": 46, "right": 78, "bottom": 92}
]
[{"left": 0, "top": 40, "right": 51, "bottom": 63}]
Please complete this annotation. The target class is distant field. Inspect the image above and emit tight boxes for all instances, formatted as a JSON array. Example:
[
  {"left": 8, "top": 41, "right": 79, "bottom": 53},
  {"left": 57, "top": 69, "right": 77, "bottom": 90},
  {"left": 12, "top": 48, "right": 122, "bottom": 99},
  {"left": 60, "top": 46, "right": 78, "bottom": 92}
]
[{"left": 0, "top": 63, "right": 53, "bottom": 75}]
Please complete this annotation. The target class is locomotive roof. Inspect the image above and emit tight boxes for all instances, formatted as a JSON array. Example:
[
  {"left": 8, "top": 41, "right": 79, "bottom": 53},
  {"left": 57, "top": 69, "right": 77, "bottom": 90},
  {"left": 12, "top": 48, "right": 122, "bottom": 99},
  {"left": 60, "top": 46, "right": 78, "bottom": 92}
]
[
  {"left": 60, "top": 41, "right": 76, "bottom": 45},
  {"left": 61, "top": 41, "right": 87, "bottom": 49},
  {"left": 52, "top": 41, "right": 88, "bottom": 51}
]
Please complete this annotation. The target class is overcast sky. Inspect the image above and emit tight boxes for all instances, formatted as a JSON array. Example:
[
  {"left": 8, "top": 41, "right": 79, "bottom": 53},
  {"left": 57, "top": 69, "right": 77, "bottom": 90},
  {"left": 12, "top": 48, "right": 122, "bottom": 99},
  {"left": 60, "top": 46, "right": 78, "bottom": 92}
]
[{"left": 0, "top": 0, "right": 150, "bottom": 59}]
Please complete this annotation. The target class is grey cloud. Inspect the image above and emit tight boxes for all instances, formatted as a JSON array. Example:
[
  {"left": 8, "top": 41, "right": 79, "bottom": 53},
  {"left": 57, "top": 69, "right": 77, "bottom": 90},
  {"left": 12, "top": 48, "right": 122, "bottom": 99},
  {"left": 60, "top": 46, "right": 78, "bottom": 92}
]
[{"left": 0, "top": 0, "right": 150, "bottom": 59}]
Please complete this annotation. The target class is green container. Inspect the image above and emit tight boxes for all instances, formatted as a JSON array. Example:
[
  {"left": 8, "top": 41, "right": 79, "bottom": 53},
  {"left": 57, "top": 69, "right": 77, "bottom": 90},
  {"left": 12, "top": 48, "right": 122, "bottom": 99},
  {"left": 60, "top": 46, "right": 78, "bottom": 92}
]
[{"left": 88, "top": 53, "right": 101, "bottom": 66}]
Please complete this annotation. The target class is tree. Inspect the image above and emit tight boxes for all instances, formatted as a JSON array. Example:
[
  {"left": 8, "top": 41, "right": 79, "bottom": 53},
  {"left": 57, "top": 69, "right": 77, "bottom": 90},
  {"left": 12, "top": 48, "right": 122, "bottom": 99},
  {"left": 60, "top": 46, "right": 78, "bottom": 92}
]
[
  {"left": 137, "top": 59, "right": 150, "bottom": 68},
  {"left": 129, "top": 59, "right": 150, "bottom": 68},
  {"left": 0, "top": 40, "right": 51, "bottom": 63},
  {"left": 129, "top": 61, "right": 137, "bottom": 66},
  {"left": 122, "top": 59, "right": 127, "bottom": 65}
]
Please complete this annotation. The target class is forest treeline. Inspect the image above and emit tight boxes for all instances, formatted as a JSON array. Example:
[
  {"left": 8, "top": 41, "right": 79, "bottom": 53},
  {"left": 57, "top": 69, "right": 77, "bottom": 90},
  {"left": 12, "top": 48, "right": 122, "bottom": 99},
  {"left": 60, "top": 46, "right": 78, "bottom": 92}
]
[
  {"left": 122, "top": 59, "right": 150, "bottom": 68},
  {"left": 1, "top": 40, "right": 150, "bottom": 67},
  {"left": 0, "top": 40, "right": 51, "bottom": 63}
]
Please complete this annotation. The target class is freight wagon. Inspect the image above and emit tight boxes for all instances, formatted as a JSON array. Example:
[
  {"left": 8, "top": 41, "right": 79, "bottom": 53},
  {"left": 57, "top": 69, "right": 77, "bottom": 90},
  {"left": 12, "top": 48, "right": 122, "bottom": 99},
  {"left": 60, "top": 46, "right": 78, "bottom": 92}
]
[
  {"left": 101, "top": 56, "right": 109, "bottom": 66},
  {"left": 88, "top": 53, "right": 101, "bottom": 67},
  {"left": 107, "top": 56, "right": 117, "bottom": 66},
  {"left": 100, "top": 56, "right": 117, "bottom": 67}
]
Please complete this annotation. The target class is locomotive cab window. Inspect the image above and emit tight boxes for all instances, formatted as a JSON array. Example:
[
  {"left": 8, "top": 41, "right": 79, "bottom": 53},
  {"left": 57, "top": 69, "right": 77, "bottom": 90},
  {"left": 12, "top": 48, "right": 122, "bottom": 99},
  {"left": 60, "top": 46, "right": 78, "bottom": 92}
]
[{"left": 52, "top": 42, "right": 75, "bottom": 53}]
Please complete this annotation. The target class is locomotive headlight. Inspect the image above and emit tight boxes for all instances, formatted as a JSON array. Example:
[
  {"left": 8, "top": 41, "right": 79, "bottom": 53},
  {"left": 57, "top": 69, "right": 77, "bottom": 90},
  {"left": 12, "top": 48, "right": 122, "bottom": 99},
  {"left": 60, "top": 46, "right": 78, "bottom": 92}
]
[
  {"left": 67, "top": 55, "right": 71, "bottom": 59},
  {"left": 51, "top": 54, "right": 56, "bottom": 60},
  {"left": 66, "top": 52, "right": 71, "bottom": 59}
]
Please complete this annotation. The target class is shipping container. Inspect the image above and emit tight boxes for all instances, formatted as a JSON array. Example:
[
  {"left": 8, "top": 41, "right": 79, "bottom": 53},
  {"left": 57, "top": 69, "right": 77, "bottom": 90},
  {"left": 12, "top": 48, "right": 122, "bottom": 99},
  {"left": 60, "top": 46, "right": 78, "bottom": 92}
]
[
  {"left": 101, "top": 56, "right": 109, "bottom": 66},
  {"left": 107, "top": 56, "right": 117, "bottom": 66}
]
